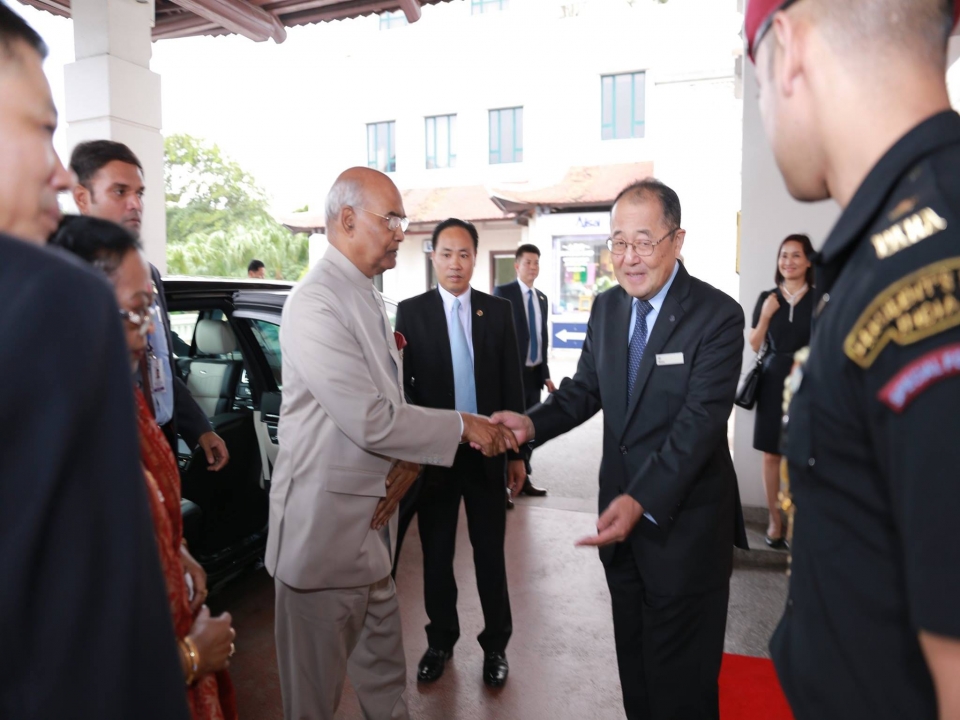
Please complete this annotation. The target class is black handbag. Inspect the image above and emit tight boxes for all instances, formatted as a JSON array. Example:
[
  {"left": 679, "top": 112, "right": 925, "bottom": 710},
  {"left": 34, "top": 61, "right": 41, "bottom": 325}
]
[{"left": 735, "top": 335, "right": 773, "bottom": 410}]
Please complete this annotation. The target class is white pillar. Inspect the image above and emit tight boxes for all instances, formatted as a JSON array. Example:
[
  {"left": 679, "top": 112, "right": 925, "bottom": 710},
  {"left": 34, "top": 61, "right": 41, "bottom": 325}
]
[
  {"left": 64, "top": 0, "right": 166, "bottom": 271},
  {"left": 734, "top": 58, "right": 839, "bottom": 510}
]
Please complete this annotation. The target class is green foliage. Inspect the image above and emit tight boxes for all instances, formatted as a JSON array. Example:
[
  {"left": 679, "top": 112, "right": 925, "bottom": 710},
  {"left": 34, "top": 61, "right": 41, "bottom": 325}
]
[
  {"left": 167, "top": 216, "right": 308, "bottom": 280},
  {"left": 164, "top": 133, "right": 308, "bottom": 280}
]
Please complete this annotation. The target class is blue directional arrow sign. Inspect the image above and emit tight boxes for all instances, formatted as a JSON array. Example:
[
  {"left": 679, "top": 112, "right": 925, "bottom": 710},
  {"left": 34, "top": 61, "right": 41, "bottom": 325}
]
[{"left": 552, "top": 323, "right": 588, "bottom": 349}]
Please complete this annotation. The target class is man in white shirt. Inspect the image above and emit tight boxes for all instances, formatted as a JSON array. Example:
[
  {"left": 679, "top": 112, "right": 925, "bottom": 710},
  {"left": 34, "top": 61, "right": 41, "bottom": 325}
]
[{"left": 395, "top": 218, "right": 526, "bottom": 687}]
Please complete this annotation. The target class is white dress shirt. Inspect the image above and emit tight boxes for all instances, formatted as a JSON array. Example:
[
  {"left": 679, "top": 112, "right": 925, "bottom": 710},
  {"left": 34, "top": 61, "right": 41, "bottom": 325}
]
[
  {"left": 628, "top": 261, "right": 680, "bottom": 345},
  {"left": 517, "top": 278, "right": 543, "bottom": 367}
]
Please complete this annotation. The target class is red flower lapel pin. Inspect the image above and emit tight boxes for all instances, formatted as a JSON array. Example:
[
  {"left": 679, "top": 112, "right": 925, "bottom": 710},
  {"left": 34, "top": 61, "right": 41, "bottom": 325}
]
[{"left": 393, "top": 330, "right": 407, "bottom": 358}]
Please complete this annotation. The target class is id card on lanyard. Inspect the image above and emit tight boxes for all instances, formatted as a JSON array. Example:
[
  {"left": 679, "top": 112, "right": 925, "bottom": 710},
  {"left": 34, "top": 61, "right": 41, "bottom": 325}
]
[{"left": 148, "top": 304, "right": 168, "bottom": 398}]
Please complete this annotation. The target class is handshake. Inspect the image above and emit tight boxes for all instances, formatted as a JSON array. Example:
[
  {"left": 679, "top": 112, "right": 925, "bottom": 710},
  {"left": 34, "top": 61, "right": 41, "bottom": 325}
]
[{"left": 460, "top": 411, "right": 536, "bottom": 457}]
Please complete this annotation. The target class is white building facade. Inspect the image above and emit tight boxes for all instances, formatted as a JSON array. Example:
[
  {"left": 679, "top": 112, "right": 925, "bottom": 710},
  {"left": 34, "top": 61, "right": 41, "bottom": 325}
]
[{"left": 302, "top": 0, "right": 745, "bottom": 321}]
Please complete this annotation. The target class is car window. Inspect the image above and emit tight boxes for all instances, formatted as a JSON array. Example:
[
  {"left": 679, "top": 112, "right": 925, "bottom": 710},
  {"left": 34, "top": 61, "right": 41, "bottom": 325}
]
[
  {"left": 169, "top": 311, "right": 199, "bottom": 358},
  {"left": 248, "top": 319, "right": 282, "bottom": 389}
]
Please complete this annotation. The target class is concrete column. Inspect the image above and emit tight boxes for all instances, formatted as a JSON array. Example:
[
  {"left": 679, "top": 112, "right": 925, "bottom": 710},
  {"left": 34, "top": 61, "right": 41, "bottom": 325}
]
[
  {"left": 733, "top": 58, "right": 838, "bottom": 510},
  {"left": 64, "top": 0, "right": 166, "bottom": 271}
]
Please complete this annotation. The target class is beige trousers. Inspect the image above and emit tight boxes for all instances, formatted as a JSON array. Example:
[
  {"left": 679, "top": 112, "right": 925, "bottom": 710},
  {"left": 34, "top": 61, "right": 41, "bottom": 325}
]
[{"left": 275, "top": 575, "right": 408, "bottom": 720}]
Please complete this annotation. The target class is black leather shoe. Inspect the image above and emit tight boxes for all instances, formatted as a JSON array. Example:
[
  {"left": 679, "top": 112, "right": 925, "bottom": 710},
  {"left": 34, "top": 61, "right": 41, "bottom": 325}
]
[
  {"left": 764, "top": 534, "right": 788, "bottom": 550},
  {"left": 417, "top": 647, "right": 452, "bottom": 683},
  {"left": 483, "top": 651, "right": 509, "bottom": 687},
  {"left": 520, "top": 479, "right": 547, "bottom": 497},
  {"left": 506, "top": 495, "right": 515, "bottom": 510}
]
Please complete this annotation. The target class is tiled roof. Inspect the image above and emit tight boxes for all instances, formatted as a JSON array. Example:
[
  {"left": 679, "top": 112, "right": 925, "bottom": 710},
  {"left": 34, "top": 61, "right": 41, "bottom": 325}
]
[
  {"left": 275, "top": 185, "right": 512, "bottom": 233},
  {"left": 402, "top": 185, "right": 511, "bottom": 226},
  {"left": 489, "top": 162, "right": 655, "bottom": 212}
]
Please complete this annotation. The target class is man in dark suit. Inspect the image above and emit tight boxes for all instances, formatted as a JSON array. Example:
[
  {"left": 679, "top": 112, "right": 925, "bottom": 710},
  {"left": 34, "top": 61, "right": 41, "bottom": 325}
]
[
  {"left": 69, "top": 140, "right": 227, "bottom": 468},
  {"left": 395, "top": 218, "right": 526, "bottom": 688},
  {"left": 493, "top": 243, "right": 553, "bottom": 497},
  {"left": 495, "top": 180, "right": 748, "bottom": 720},
  {"left": 0, "top": 6, "right": 189, "bottom": 717}
]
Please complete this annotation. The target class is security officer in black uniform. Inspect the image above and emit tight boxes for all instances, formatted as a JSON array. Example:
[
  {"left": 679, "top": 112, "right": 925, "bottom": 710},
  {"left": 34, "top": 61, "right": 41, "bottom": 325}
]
[{"left": 747, "top": 0, "right": 960, "bottom": 718}]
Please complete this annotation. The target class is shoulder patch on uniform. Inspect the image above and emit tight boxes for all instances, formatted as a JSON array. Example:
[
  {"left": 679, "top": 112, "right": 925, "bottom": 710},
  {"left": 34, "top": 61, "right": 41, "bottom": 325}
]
[
  {"left": 843, "top": 258, "right": 960, "bottom": 368},
  {"left": 870, "top": 208, "right": 947, "bottom": 260},
  {"left": 878, "top": 343, "right": 960, "bottom": 412}
]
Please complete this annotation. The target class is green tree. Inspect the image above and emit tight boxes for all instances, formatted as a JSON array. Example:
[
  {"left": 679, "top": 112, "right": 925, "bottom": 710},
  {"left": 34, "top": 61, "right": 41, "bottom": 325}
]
[{"left": 164, "top": 133, "right": 308, "bottom": 279}]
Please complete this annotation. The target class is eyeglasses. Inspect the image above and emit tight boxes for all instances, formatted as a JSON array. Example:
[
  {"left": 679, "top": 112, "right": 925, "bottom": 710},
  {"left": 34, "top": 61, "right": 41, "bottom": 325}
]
[
  {"left": 119, "top": 307, "right": 154, "bottom": 337},
  {"left": 606, "top": 228, "right": 678, "bottom": 257},
  {"left": 358, "top": 207, "right": 409, "bottom": 233}
]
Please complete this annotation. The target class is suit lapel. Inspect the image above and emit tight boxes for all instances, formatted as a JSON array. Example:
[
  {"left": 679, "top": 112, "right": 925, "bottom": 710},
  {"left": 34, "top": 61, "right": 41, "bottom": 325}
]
[
  {"left": 429, "top": 289, "right": 456, "bottom": 398},
  {"left": 606, "top": 289, "right": 633, "bottom": 432},
  {"left": 623, "top": 267, "right": 689, "bottom": 428},
  {"left": 471, "top": 289, "right": 487, "bottom": 396}
]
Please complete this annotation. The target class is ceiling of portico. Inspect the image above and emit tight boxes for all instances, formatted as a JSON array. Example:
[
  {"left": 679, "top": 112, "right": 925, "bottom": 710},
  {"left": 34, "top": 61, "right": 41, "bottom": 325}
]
[{"left": 17, "top": 0, "right": 446, "bottom": 43}]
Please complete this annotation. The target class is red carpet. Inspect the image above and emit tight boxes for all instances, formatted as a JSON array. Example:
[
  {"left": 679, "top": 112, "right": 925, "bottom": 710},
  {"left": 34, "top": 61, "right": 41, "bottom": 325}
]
[{"left": 720, "top": 653, "right": 794, "bottom": 720}]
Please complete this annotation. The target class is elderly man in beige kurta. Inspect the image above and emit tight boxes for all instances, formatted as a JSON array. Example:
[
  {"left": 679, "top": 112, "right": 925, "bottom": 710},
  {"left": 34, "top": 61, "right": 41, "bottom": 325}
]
[{"left": 266, "top": 167, "right": 515, "bottom": 720}]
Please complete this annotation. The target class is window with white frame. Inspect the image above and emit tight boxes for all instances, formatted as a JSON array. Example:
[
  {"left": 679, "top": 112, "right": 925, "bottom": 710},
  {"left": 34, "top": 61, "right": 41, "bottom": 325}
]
[
  {"left": 601, "top": 71, "right": 646, "bottom": 140},
  {"left": 367, "top": 121, "right": 396, "bottom": 173},
  {"left": 425, "top": 115, "right": 457, "bottom": 169}
]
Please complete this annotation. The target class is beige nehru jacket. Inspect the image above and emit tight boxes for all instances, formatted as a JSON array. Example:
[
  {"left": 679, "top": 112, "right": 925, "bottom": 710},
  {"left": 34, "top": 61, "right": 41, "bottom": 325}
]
[{"left": 265, "top": 245, "right": 460, "bottom": 590}]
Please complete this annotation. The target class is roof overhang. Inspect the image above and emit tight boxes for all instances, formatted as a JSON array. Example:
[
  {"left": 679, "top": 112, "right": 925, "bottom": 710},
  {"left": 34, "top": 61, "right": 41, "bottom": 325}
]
[
  {"left": 488, "top": 162, "right": 655, "bottom": 215},
  {"left": 17, "top": 0, "right": 443, "bottom": 42},
  {"left": 276, "top": 184, "right": 517, "bottom": 234}
]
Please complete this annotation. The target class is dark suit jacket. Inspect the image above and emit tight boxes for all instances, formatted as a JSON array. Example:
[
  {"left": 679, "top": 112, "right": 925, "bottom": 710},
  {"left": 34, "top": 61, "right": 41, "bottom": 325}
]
[
  {"left": 530, "top": 264, "right": 749, "bottom": 596},
  {"left": 149, "top": 265, "right": 212, "bottom": 451},
  {"left": 0, "top": 235, "right": 189, "bottom": 719},
  {"left": 493, "top": 281, "right": 551, "bottom": 389},
  {"left": 396, "top": 288, "right": 526, "bottom": 481}
]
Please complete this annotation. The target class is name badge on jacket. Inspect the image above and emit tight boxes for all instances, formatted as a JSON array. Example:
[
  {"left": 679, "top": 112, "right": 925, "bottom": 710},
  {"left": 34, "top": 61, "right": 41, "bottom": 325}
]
[{"left": 656, "top": 352, "right": 684, "bottom": 366}]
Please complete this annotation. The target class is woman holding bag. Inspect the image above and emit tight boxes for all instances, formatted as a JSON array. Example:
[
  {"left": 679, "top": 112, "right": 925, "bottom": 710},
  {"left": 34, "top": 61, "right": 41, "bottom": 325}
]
[{"left": 749, "top": 234, "right": 814, "bottom": 548}]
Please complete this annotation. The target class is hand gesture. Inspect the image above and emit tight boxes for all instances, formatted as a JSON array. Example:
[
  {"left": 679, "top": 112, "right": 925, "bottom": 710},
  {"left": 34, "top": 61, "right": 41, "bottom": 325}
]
[
  {"left": 760, "top": 292, "right": 780, "bottom": 320},
  {"left": 575, "top": 494, "right": 644, "bottom": 548},
  {"left": 462, "top": 413, "right": 520, "bottom": 456},
  {"left": 507, "top": 459, "right": 526, "bottom": 497},
  {"left": 187, "top": 606, "right": 236, "bottom": 675},
  {"left": 545, "top": 379, "right": 557, "bottom": 394},
  {"left": 372, "top": 460, "right": 420, "bottom": 530},
  {"left": 198, "top": 431, "right": 229, "bottom": 472},
  {"left": 490, "top": 410, "right": 535, "bottom": 446}
]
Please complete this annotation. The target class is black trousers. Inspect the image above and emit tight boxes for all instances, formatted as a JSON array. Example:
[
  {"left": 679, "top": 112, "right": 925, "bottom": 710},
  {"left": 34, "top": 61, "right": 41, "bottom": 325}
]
[
  {"left": 521, "top": 365, "right": 543, "bottom": 474},
  {"left": 398, "top": 449, "right": 512, "bottom": 654},
  {"left": 604, "top": 543, "right": 729, "bottom": 720}
]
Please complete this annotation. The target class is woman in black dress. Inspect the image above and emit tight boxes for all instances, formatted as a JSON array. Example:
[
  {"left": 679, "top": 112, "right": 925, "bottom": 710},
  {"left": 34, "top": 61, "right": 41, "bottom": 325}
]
[{"left": 749, "top": 234, "right": 814, "bottom": 548}]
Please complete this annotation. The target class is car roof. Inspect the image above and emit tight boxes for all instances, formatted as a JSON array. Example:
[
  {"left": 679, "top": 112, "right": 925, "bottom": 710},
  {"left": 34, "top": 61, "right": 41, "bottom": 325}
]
[{"left": 162, "top": 275, "right": 396, "bottom": 310}]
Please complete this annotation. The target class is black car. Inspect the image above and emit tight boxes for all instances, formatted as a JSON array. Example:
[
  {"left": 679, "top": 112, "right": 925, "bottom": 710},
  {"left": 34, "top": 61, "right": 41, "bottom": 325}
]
[{"left": 163, "top": 277, "right": 397, "bottom": 591}]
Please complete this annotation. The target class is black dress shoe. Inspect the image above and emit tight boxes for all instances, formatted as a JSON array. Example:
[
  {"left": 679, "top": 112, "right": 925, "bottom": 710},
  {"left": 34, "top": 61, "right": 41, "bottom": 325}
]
[
  {"left": 764, "top": 534, "right": 788, "bottom": 550},
  {"left": 506, "top": 494, "right": 515, "bottom": 510},
  {"left": 483, "top": 651, "right": 509, "bottom": 687},
  {"left": 520, "top": 479, "right": 547, "bottom": 497},
  {"left": 417, "top": 647, "right": 453, "bottom": 683}
]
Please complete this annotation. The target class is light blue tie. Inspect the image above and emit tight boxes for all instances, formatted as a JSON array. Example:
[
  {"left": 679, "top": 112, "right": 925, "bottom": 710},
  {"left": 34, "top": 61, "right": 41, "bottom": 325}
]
[
  {"left": 450, "top": 298, "right": 477, "bottom": 414},
  {"left": 527, "top": 289, "right": 538, "bottom": 364}
]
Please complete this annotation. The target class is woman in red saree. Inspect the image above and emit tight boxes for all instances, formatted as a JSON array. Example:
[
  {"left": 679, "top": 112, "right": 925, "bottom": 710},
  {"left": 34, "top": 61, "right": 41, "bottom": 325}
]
[{"left": 50, "top": 216, "right": 238, "bottom": 719}]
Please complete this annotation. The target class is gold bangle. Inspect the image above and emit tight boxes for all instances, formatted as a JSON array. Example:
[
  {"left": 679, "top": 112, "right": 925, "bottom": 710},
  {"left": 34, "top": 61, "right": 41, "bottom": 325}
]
[
  {"left": 177, "top": 640, "right": 193, "bottom": 686},
  {"left": 182, "top": 636, "right": 200, "bottom": 686}
]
